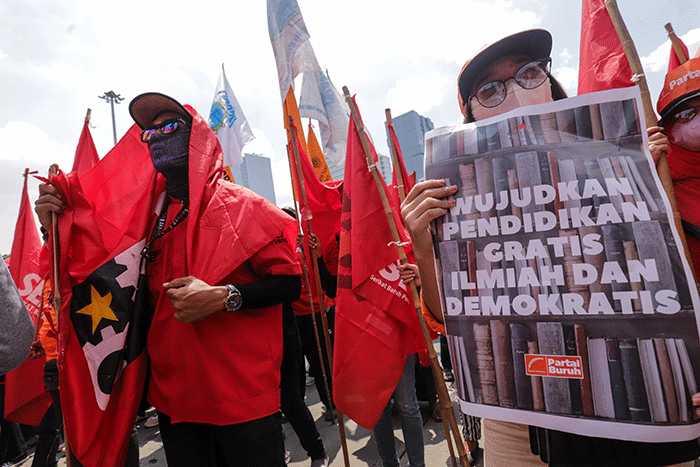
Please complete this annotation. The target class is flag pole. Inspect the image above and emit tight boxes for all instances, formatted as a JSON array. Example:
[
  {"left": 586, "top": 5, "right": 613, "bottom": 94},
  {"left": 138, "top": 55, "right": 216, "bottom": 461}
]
[
  {"left": 385, "top": 110, "right": 407, "bottom": 202},
  {"left": 604, "top": 0, "right": 696, "bottom": 278},
  {"left": 287, "top": 120, "right": 352, "bottom": 467},
  {"left": 46, "top": 164, "right": 71, "bottom": 467},
  {"left": 665, "top": 23, "right": 688, "bottom": 64},
  {"left": 386, "top": 109, "right": 459, "bottom": 465},
  {"left": 284, "top": 147, "right": 334, "bottom": 425},
  {"left": 344, "top": 88, "right": 470, "bottom": 467}
]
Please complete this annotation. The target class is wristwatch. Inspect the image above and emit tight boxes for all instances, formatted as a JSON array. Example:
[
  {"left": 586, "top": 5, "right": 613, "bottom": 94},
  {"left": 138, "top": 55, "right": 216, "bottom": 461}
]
[{"left": 224, "top": 284, "right": 243, "bottom": 312}]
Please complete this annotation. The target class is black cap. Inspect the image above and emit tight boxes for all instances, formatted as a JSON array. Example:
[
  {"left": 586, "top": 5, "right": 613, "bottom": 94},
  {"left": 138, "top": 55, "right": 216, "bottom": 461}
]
[
  {"left": 458, "top": 29, "right": 553, "bottom": 113},
  {"left": 129, "top": 92, "right": 193, "bottom": 130}
]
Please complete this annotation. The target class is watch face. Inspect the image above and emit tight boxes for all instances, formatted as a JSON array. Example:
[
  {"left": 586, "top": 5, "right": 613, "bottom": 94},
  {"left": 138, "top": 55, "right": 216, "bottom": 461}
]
[{"left": 226, "top": 287, "right": 243, "bottom": 312}]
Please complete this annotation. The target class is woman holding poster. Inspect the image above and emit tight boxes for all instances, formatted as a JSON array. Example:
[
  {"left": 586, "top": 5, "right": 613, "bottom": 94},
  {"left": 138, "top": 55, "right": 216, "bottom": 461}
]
[{"left": 403, "top": 29, "right": 700, "bottom": 467}]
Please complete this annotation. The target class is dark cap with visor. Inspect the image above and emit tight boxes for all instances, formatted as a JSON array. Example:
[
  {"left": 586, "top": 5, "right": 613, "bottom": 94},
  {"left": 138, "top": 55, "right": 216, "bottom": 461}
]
[
  {"left": 458, "top": 29, "right": 553, "bottom": 116},
  {"left": 129, "top": 92, "right": 193, "bottom": 130}
]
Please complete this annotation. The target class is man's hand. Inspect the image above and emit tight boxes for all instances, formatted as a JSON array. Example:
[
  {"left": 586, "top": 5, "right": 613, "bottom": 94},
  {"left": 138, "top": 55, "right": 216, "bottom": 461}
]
[
  {"left": 163, "top": 276, "right": 228, "bottom": 323},
  {"left": 35, "top": 183, "right": 65, "bottom": 231},
  {"left": 297, "top": 233, "right": 322, "bottom": 256}
]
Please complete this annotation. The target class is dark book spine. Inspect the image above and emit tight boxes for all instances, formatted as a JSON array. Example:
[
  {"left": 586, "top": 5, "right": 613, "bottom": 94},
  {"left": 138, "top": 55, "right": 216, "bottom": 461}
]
[
  {"left": 564, "top": 324, "right": 584, "bottom": 415},
  {"left": 485, "top": 122, "right": 501, "bottom": 151},
  {"left": 619, "top": 338, "right": 651, "bottom": 421},
  {"left": 575, "top": 325, "right": 594, "bottom": 415},
  {"left": 477, "top": 125, "right": 488, "bottom": 153},
  {"left": 491, "top": 320, "right": 517, "bottom": 408},
  {"left": 474, "top": 322, "right": 499, "bottom": 405},
  {"left": 528, "top": 340, "right": 545, "bottom": 411},
  {"left": 510, "top": 323, "right": 533, "bottom": 410},
  {"left": 492, "top": 156, "right": 514, "bottom": 217},
  {"left": 590, "top": 103, "right": 604, "bottom": 140},
  {"left": 606, "top": 337, "right": 631, "bottom": 420},
  {"left": 601, "top": 224, "right": 631, "bottom": 311},
  {"left": 574, "top": 105, "right": 593, "bottom": 141},
  {"left": 654, "top": 338, "right": 680, "bottom": 423}
]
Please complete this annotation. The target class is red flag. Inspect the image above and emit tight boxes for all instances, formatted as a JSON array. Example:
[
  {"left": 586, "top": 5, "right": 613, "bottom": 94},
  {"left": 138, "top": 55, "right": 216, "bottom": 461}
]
[
  {"left": 332, "top": 97, "right": 424, "bottom": 429},
  {"left": 578, "top": 0, "right": 634, "bottom": 94},
  {"left": 388, "top": 121, "right": 416, "bottom": 203},
  {"left": 71, "top": 118, "right": 100, "bottom": 176},
  {"left": 668, "top": 35, "right": 690, "bottom": 72},
  {"left": 4, "top": 170, "right": 51, "bottom": 425},
  {"left": 289, "top": 120, "right": 342, "bottom": 250},
  {"left": 51, "top": 124, "right": 157, "bottom": 467}
]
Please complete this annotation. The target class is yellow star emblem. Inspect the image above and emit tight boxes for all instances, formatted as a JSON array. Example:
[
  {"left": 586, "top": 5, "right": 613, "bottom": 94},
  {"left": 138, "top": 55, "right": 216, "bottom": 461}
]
[{"left": 75, "top": 285, "right": 118, "bottom": 334}]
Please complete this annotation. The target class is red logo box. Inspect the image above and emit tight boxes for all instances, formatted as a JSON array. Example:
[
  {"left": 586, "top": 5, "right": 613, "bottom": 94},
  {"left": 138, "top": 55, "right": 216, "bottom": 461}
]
[{"left": 525, "top": 354, "right": 583, "bottom": 379}]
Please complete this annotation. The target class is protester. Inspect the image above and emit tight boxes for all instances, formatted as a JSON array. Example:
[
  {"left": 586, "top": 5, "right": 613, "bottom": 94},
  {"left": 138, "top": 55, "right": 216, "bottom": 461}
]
[
  {"left": 0, "top": 259, "right": 33, "bottom": 377},
  {"left": 402, "top": 28, "right": 699, "bottom": 467},
  {"left": 280, "top": 208, "right": 329, "bottom": 467},
  {"left": 293, "top": 231, "right": 337, "bottom": 422},
  {"left": 35, "top": 93, "right": 301, "bottom": 467}
]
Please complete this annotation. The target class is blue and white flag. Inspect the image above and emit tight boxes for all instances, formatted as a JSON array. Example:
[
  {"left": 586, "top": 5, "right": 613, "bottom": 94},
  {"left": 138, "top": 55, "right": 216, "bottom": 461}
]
[{"left": 209, "top": 65, "right": 254, "bottom": 172}]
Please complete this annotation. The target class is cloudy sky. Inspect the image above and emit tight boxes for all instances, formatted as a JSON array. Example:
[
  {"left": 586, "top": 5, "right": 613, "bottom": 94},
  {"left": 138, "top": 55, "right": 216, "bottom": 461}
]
[{"left": 1, "top": 0, "right": 699, "bottom": 254}]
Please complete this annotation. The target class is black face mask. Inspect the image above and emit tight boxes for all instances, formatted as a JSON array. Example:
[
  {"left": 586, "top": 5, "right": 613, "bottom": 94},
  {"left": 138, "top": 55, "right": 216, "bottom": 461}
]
[{"left": 149, "top": 130, "right": 191, "bottom": 200}]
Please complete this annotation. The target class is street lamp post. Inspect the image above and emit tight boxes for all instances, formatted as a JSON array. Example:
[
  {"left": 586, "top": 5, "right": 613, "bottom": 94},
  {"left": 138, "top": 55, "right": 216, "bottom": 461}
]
[{"left": 98, "top": 91, "right": 124, "bottom": 146}]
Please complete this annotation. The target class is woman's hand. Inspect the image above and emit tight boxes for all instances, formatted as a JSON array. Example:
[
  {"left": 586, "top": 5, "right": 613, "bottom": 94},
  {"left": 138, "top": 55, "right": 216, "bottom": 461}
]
[{"left": 647, "top": 126, "right": 670, "bottom": 164}]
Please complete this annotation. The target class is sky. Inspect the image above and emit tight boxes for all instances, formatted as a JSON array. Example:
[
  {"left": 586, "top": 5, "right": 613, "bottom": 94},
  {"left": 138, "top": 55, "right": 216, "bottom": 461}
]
[{"left": 1, "top": 0, "right": 699, "bottom": 254}]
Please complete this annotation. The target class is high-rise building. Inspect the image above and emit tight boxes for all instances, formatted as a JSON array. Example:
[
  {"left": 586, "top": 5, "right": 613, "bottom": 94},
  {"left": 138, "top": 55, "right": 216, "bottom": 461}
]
[
  {"left": 385, "top": 110, "right": 434, "bottom": 182},
  {"left": 377, "top": 152, "right": 392, "bottom": 184},
  {"left": 229, "top": 153, "right": 276, "bottom": 204},
  {"left": 327, "top": 158, "right": 344, "bottom": 181}
]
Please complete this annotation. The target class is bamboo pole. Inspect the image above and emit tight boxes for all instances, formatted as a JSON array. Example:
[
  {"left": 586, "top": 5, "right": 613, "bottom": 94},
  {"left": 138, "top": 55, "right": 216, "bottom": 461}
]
[
  {"left": 386, "top": 109, "right": 458, "bottom": 466},
  {"left": 665, "top": 23, "right": 688, "bottom": 65},
  {"left": 287, "top": 119, "right": 351, "bottom": 467},
  {"left": 605, "top": 0, "right": 696, "bottom": 278},
  {"left": 345, "top": 88, "right": 470, "bottom": 467},
  {"left": 46, "top": 163, "right": 70, "bottom": 467}
]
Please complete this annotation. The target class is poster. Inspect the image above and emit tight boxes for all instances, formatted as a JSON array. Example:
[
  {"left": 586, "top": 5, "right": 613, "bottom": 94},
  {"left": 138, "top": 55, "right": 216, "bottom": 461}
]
[{"left": 425, "top": 87, "right": 700, "bottom": 441}]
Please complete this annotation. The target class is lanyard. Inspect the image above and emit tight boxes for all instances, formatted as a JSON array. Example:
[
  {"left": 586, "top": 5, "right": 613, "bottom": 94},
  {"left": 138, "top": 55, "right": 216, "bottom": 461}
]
[{"left": 141, "top": 197, "right": 189, "bottom": 263}]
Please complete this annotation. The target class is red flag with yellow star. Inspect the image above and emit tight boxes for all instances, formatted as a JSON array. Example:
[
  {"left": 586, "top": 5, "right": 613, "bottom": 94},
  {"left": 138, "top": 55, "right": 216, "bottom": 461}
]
[{"left": 49, "top": 123, "right": 159, "bottom": 467}]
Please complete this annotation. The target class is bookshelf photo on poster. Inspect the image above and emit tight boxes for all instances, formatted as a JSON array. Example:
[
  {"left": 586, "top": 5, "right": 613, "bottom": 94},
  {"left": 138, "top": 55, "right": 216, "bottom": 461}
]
[{"left": 426, "top": 87, "right": 700, "bottom": 442}]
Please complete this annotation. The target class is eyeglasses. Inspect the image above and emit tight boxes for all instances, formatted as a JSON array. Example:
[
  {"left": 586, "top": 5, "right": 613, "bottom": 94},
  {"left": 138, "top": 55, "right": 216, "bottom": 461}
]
[
  {"left": 668, "top": 105, "right": 700, "bottom": 126},
  {"left": 141, "top": 118, "right": 188, "bottom": 143},
  {"left": 469, "top": 58, "right": 552, "bottom": 109}
]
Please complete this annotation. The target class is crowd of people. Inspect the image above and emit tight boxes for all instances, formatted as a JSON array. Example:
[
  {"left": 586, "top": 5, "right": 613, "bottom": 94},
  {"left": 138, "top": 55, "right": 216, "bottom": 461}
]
[{"left": 1, "top": 24, "right": 700, "bottom": 467}]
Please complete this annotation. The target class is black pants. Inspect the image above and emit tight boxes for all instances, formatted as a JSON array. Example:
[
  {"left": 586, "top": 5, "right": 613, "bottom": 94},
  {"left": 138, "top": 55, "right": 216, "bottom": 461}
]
[
  {"left": 439, "top": 334, "right": 452, "bottom": 372},
  {"left": 280, "top": 319, "right": 325, "bottom": 460},
  {"left": 296, "top": 308, "right": 335, "bottom": 411},
  {"left": 158, "top": 411, "right": 285, "bottom": 467}
]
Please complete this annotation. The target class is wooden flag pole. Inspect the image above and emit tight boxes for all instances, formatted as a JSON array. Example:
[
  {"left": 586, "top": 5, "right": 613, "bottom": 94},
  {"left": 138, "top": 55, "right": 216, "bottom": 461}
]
[
  {"left": 386, "top": 108, "right": 459, "bottom": 466},
  {"left": 665, "top": 23, "right": 688, "bottom": 65},
  {"left": 385, "top": 109, "right": 407, "bottom": 202},
  {"left": 287, "top": 119, "right": 352, "bottom": 467},
  {"left": 344, "top": 88, "right": 470, "bottom": 467},
  {"left": 605, "top": 0, "right": 696, "bottom": 278},
  {"left": 46, "top": 163, "right": 71, "bottom": 467},
  {"left": 284, "top": 147, "right": 336, "bottom": 427}
]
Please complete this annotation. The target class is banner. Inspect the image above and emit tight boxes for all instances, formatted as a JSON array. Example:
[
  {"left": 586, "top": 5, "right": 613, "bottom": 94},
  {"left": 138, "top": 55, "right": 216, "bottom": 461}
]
[
  {"left": 209, "top": 65, "right": 254, "bottom": 178},
  {"left": 267, "top": 0, "right": 319, "bottom": 100},
  {"left": 300, "top": 69, "right": 349, "bottom": 166},
  {"left": 4, "top": 170, "right": 51, "bottom": 425},
  {"left": 425, "top": 87, "right": 700, "bottom": 442}
]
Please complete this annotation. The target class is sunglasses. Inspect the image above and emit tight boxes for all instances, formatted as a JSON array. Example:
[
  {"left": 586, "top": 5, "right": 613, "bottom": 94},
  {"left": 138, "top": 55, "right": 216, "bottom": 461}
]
[
  {"left": 668, "top": 104, "right": 700, "bottom": 126},
  {"left": 469, "top": 58, "right": 552, "bottom": 109},
  {"left": 141, "top": 118, "right": 188, "bottom": 143}
]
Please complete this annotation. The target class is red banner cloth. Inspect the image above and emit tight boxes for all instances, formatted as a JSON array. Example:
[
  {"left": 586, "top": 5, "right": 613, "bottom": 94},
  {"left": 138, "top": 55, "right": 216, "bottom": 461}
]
[
  {"left": 4, "top": 171, "right": 51, "bottom": 425},
  {"left": 578, "top": 0, "right": 634, "bottom": 95},
  {"left": 332, "top": 97, "right": 424, "bottom": 430},
  {"left": 388, "top": 121, "right": 416, "bottom": 205}
]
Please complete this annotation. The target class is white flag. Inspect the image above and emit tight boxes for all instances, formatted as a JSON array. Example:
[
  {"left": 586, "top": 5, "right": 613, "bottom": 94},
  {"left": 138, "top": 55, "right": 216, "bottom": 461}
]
[
  {"left": 299, "top": 69, "right": 349, "bottom": 166},
  {"left": 209, "top": 65, "right": 254, "bottom": 171},
  {"left": 267, "top": 0, "right": 320, "bottom": 100}
]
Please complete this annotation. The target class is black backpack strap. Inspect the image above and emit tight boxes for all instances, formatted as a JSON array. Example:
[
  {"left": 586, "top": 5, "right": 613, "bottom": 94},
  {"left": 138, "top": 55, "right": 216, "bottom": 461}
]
[{"left": 682, "top": 219, "right": 700, "bottom": 242}]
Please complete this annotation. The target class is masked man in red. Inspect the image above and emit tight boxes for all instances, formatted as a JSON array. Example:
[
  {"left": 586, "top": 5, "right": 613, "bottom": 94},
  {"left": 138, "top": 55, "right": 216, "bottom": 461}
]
[{"left": 35, "top": 93, "right": 301, "bottom": 467}]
